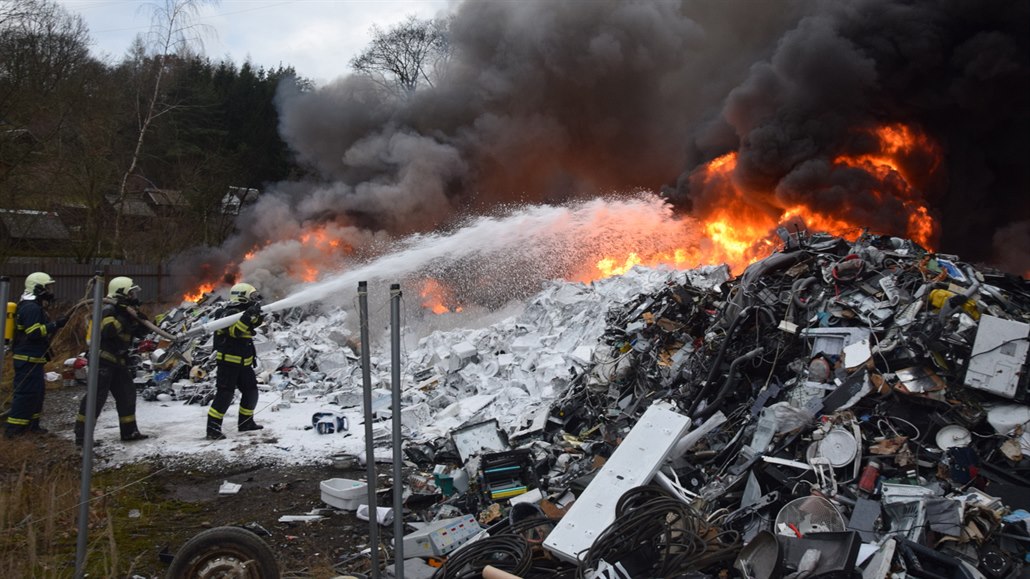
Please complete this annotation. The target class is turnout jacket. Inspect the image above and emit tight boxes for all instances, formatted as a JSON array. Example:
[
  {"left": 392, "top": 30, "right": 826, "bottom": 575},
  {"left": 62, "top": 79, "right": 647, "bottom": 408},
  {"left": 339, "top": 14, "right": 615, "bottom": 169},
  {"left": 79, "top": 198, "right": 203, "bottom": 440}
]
[
  {"left": 12, "top": 295, "right": 58, "bottom": 363},
  {"left": 213, "top": 303, "right": 264, "bottom": 366},
  {"left": 96, "top": 303, "right": 149, "bottom": 367}
]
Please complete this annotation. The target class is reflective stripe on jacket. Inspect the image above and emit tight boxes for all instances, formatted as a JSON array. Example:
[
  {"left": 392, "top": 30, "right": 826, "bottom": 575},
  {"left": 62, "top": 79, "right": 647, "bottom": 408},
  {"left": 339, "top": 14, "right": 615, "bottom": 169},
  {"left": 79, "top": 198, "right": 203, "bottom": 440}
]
[{"left": 12, "top": 298, "right": 55, "bottom": 362}]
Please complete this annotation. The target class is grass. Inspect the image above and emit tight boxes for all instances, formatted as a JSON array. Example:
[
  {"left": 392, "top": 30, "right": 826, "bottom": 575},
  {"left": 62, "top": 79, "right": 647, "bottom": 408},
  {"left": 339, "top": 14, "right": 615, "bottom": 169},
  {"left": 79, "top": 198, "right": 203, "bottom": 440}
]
[
  {"left": 0, "top": 436, "right": 106, "bottom": 577},
  {"left": 0, "top": 426, "right": 210, "bottom": 577},
  {"left": 0, "top": 322, "right": 126, "bottom": 577}
]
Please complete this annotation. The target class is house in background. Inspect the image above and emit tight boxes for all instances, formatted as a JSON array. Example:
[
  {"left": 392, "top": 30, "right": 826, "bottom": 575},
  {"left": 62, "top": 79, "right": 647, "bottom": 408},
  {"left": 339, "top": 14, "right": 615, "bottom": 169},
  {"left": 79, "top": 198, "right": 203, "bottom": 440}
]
[
  {"left": 144, "top": 187, "right": 190, "bottom": 214},
  {"left": 104, "top": 194, "right": 157, "bottom": 220},
  {"left": 0, "top": 209, "right": 72, "bottom": 259}
]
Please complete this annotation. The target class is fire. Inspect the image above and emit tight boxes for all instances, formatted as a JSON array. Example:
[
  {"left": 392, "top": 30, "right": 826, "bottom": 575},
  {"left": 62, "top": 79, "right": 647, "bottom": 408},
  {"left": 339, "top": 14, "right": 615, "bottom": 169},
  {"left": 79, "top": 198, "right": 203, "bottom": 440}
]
[
  {"left": 833, "top": 123, "right": 940, "bottom": 249},
  {"left": 420, "top": 279, "right": 463, "bottom": 314},
  {"left": 780, "top": 206, "right": 861, "bottom": 240},
  {"left": 585, "top": 122, "right": 941, "bottom": 282},
  {"left": 181, "top": 123, "right": 943, "bottom": 301},
  {"left": 299, "top": 227, "right": 344, "bottom": 252},
  {"left": 287, "top": 225, "right": 354, "bottom": 283},
  {"left": 182, "top": 225, "right": 358, "bottom": 299},
  {"left": 290, "top": 261, "right": 319, "bottom": 283},
  {"left": 596, "top": 252, "right": 642, "bottom": 277},
  {"left": 183, "top": 282, "right": 216, "bottom": 303}
]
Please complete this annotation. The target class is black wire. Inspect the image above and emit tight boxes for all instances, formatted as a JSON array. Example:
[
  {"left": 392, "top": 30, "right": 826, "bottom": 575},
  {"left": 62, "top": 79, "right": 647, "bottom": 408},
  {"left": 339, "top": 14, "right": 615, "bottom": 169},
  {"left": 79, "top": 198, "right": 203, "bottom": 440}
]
[
  {"left": 577, "top": 486, "right": 740, "bottom": 579},
  {"left": 967, "top": 336, "right": 1029, "bottom": 358},
  {"left": 501, "top": 516, "right": 556, "bottom": 539},
  {"left": 431, "top": 534, "right": 532, "bottom": 579}
]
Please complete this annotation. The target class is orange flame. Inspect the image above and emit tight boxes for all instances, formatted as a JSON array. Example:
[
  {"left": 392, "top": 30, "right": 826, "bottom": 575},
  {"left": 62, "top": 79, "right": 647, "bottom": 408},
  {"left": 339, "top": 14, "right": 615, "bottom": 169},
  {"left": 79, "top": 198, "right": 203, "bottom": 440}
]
[
  {"left": 183, "top": 282, "right": 216, "bottom": 303},
  {"left": 583, "top": 123, "right": 941, "bottom": 281},
  {"left": 299, "top": 227, "right": 344, "bottom": 252},
  {"left": 420, "top": 279, "right": 463, "bottom": 314},
  {"left": 183, "top": 123, "right": 942, "bottom": 300},
  {"left": 832, "top": 123, "right": 940, "bottom": 249}
]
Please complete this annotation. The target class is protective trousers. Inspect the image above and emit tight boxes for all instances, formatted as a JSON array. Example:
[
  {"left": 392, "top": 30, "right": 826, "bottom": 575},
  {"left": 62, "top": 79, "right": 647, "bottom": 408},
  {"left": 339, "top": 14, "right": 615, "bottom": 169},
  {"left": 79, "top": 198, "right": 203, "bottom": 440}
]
[
  {"left": 206, "top": 360, "right": 260, "bottom": 437},
  {"left": 74, "top": 364, "right": 142, "bottom": 443},
  {"left": 4, "top": 360, "right": 45, "bottom": 436}
]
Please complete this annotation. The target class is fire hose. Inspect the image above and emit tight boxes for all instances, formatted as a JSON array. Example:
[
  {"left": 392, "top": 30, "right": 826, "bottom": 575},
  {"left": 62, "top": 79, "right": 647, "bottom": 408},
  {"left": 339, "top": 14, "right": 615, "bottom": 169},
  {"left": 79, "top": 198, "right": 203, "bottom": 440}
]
[
  {"left": 171, "top": 295, "right": 295, "bottom": 341},
  {"left": 175, "top": 310, "right": 246, "bottom": 341},
  {"left": 71, "top": 298, "right": 178, "bottom": 341}
]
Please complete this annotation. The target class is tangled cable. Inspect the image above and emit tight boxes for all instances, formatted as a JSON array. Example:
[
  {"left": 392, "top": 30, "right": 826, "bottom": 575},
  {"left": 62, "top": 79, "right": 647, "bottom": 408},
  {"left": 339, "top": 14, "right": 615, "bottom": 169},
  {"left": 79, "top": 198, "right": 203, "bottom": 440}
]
[
  {"left": 431, "top": 533, "right": 532, "bottom": 579},
  {"left": 577, "top": 486, "right": 740, "bottom": 579}
]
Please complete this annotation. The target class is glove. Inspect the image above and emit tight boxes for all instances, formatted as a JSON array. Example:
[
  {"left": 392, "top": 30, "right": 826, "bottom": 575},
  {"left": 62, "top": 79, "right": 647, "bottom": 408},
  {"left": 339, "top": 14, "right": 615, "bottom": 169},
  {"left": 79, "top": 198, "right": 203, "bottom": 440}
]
[
  {"left": 55, "top": 315, "right": 69, "bottom": 329},
  {"left": 246, "top": 303, "right": 263, "bottom": 317}
]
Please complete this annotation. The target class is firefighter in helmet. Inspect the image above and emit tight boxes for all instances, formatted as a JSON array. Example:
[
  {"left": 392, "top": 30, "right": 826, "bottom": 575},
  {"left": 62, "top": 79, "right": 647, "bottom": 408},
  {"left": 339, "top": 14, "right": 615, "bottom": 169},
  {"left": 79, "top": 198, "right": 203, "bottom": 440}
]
[
  {"left": 5, "top": 272, "right": 68, "bottom": 438},
  {"left": 74, "top": 276, "right": 150, "bottom": 446},
  {"left": 206, "top": 282, "right": 265, "bottom": 440}
]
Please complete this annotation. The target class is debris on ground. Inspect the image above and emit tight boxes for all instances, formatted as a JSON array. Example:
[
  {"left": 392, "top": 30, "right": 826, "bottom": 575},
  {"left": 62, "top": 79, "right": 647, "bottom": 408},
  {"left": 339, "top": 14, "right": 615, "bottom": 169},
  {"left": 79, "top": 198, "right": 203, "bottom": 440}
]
[{"left": 134, "top": 229, "right": 1030, "bottom": 577}]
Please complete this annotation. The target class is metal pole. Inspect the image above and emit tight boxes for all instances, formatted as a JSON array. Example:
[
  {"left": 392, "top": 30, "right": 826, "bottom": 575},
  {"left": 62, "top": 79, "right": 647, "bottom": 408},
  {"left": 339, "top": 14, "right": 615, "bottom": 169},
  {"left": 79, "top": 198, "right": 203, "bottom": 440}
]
[
  {"left": 0, "top": 276, "right": 9, "bottom": 388},
  {"left": 358, "top": 281, "right": 380, "bottom": 579},
  {"left": 75, "top": 272, "right": 105, "bottom": 578},
  {"left": 389, "top": 283, "right": 404, "bottom": 579}
]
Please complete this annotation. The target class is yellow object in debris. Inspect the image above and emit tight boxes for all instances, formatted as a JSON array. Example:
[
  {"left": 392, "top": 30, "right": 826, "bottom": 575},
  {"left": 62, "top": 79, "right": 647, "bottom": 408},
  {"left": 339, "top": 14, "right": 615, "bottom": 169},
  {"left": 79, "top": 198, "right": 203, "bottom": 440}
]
[
  {"left": 928, "top": 289, "right": 980, "bottom": 320},
  {"left": 5, "top": 302, "right": 14, "bottom": 341}
]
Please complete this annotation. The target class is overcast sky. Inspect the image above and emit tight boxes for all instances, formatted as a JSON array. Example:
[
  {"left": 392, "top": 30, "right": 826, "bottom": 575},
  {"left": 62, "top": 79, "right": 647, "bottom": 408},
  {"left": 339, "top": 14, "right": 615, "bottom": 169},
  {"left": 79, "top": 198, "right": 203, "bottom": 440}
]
[{"left": 57, "top": 0, "right": 454, "bottom": 86}]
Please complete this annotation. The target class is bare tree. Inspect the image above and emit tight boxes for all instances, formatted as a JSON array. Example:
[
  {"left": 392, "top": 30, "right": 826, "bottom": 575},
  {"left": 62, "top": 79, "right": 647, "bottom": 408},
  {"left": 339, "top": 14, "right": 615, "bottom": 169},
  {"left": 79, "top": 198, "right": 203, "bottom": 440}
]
[
  {"left": 0, "top": 0, "right": 92, "bottom": 207},
  {"left": 350, "top": 15, "right": 449, "bottom": 97},
  {"left": 112, "top": 0, "right": 217, "bottom": 253}
]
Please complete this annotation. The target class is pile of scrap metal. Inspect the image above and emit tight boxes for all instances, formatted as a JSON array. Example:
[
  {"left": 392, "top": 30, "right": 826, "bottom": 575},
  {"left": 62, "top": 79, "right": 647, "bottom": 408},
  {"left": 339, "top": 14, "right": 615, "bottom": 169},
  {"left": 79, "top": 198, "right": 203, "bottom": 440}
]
[
  {"left": 387, "top": 230, "right": 1030, "bottom": 579},
  {"left": 132, "top": 229, "right": 1030, "bottom": 578}
]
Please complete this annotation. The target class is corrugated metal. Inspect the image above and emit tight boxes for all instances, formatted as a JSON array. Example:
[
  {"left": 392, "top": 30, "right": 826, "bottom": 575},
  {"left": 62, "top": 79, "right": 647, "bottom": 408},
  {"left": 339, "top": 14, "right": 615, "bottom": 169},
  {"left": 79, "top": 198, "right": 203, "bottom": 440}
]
[{"left": 0, "top": 263, "right": 180, "bottom": 305}]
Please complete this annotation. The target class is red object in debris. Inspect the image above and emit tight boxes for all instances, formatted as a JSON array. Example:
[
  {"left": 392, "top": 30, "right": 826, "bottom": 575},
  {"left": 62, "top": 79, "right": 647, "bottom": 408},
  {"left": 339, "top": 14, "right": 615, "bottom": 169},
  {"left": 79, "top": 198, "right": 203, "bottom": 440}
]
[
  {"left": 858, "top": 460, "right": 881, "bottom": 494},
  {"left": 832, "top": 254, "right": 865, "bottom": 282},
  {"left": 137, "top": 339, "right": 157, "bottom": 353},
  {"left": 73, "top": 357, "right": 88, "bottom": 369}
]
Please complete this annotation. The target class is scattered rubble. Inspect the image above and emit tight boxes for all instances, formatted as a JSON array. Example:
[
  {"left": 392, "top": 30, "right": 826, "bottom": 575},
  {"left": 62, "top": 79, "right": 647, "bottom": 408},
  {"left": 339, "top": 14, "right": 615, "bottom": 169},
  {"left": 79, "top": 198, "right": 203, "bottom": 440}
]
[{"left": 140, "top": 230, "right": 1029, "bottom": 577}]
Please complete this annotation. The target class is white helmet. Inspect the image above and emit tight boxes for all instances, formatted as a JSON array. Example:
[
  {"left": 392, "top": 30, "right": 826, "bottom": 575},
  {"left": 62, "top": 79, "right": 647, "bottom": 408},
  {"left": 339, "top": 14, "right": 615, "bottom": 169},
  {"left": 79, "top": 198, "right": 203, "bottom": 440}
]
[
  {"left": 25, "top": 272, "right": 55, "bottom": 298},
  {"left": 108, "top": 276, "right": 141, "bottom": 301},
  {"left": 229, "top": 282, "right": 261, "bottom": 304}
]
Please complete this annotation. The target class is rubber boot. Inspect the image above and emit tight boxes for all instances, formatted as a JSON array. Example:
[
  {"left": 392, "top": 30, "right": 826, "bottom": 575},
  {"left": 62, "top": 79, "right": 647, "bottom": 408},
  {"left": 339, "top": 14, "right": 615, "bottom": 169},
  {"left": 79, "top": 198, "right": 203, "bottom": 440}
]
[
  {"left": 29, "top": 417, "right": 48, "bottom": 435},
  {"left": 119, "top": 416, "right": 149, "bottom": 441},
  {"left": 207, "top": 414, "right": 226, "bottom": 440},
  {"left": 238, "top": 409, "right": 263, "bottom": 432}
]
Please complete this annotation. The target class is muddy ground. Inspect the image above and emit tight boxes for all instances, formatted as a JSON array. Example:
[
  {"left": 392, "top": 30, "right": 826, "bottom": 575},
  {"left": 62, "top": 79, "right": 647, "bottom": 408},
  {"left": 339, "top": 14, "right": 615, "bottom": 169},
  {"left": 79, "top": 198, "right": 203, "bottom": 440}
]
[{"left": 24, "top": 386, "right": 391, "bottom": 578}]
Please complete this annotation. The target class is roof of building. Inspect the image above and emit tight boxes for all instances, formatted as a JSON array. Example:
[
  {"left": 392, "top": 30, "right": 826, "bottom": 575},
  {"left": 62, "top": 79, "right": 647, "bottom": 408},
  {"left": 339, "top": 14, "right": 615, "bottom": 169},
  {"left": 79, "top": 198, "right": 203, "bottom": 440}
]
[
  {"left": 145, "top": 188, "right": 189, "bottom": 207},
  {"left": 105, "top": 195, "right": 157, "bottom": 217},
  {"left": 0, "top": 209, "right": 71, "bottom": 240}
]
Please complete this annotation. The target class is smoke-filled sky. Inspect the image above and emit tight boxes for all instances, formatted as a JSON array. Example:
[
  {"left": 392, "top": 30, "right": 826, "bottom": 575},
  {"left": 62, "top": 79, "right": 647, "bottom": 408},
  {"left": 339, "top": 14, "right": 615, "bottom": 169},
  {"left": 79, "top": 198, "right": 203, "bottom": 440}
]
[{"left": 183, "top": 0, "right": 1030, "bottom": 295}]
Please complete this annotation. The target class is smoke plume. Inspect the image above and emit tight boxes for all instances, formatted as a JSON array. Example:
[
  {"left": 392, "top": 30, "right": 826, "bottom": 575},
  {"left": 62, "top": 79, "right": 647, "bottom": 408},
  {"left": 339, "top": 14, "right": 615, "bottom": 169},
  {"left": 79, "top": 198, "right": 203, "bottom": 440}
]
[{"left": 174, "top": 0, "right": 1030, "bottom": 296}]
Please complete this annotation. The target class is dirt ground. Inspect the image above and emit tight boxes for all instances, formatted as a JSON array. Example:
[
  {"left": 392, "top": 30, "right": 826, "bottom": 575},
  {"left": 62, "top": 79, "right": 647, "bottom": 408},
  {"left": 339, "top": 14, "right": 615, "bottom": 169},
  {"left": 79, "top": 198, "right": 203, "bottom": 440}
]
[{"left": 13, "top": 385, "right": 391, "bottom": 579}]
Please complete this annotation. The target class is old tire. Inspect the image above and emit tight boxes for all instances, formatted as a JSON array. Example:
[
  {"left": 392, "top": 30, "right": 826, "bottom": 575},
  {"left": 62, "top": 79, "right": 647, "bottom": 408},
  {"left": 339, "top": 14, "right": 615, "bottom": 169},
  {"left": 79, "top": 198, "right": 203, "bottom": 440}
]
[{"left": 166, "top": 525, "right": 279, "bottom": 579}]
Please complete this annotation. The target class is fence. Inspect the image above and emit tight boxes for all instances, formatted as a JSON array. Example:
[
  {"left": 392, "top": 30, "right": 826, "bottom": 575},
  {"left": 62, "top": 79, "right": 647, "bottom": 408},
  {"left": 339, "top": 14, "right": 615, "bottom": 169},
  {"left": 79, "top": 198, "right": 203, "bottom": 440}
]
[{"left": 0, "top": 263, "right": 183, "bottom": 305}]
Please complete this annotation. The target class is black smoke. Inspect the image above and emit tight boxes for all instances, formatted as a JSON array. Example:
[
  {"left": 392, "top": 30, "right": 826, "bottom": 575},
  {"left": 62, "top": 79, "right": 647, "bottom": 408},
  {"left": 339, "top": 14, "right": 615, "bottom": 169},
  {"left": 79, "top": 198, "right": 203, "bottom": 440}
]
[
  {"left": 681, "top": 0, "right": 1030, "bottom": 272},
  {"left": 174, "top": 0, "right": 1030, "bottom": 295}
]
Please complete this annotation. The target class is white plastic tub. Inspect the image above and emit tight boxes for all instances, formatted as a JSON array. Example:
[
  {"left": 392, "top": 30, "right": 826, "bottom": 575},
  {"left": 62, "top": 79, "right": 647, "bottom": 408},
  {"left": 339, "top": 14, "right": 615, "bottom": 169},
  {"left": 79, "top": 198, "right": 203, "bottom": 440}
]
[{"left": 320, "top": 478, "right": 368, "bottom": 511}]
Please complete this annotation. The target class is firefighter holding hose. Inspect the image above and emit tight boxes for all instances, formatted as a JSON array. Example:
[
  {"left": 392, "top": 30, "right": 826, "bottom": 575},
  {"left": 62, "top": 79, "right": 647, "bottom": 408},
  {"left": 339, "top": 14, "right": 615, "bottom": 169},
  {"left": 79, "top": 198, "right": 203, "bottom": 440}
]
[
  {"left": 206, "top": 282, "right": 265, "bottom": 440},
  {"left": 74, "top": 276, "right": 151, "bottom": 446}
]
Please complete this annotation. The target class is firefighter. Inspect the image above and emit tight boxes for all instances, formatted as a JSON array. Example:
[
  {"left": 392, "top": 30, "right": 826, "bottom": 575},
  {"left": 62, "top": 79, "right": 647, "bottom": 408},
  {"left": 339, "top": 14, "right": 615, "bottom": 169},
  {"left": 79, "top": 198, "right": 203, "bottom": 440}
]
[
  {"left": 74, "top": 276, "right": 150, "bottom": 446},
  {"left": 206, "top": 282, "right": 265, "bottom": 440},
  {"left": 4, "top": 272, "right": 68, "bottom": 438}
]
